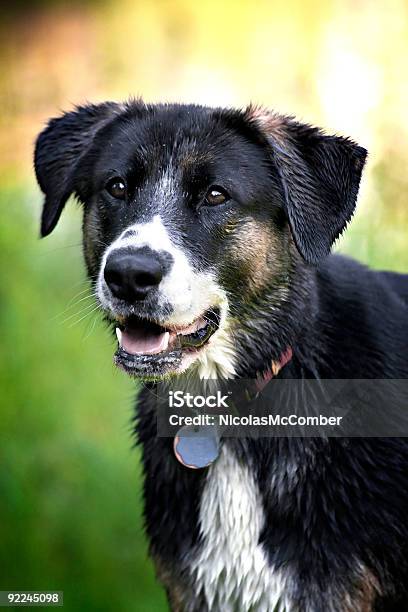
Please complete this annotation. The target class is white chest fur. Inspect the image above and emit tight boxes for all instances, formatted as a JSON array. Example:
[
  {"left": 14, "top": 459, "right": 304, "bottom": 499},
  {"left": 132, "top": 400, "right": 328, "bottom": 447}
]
[{"left": 189, "top": 445, "right": 293, "bottom": 612}]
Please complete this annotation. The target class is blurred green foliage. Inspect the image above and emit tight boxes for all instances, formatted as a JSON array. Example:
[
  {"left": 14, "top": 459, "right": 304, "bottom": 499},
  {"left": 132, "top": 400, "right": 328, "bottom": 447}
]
[{"left": 0, "top": 184, "right": 167, "bottom": 611}]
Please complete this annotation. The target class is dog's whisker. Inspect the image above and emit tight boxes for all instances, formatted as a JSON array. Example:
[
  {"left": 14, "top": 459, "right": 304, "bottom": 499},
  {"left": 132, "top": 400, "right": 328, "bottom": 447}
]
[
  {"left": 53, "top": 293, "right": 94, "bottom": 320},
  {"left": 67, "top": 305, "right": 101, "bottom": 329},
  {"left": 58, "top": 301, "right": 97, "bottom": 326},
  {"left": 65, "top": 279, "right": 93, "bottom": 293},
  {"left": 82, "top": 312, "right": 100, "bottom": 341}
]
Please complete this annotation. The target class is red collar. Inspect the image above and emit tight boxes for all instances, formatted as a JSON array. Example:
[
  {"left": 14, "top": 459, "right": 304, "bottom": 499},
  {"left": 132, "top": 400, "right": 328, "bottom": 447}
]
[{"left": 255, "top": 346, "right": 293, "bottom": 391}]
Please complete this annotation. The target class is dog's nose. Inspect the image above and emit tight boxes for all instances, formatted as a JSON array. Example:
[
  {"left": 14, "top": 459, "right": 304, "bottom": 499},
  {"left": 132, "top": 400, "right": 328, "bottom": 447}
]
[{"left": 104, "top": 250, "right": 164, "bottom": 302}]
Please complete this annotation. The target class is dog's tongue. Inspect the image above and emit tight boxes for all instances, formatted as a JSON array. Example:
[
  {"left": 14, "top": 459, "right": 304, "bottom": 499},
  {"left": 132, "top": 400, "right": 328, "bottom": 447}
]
[{"left": 116, "top": 327, "right": 169, "bottom": 355}]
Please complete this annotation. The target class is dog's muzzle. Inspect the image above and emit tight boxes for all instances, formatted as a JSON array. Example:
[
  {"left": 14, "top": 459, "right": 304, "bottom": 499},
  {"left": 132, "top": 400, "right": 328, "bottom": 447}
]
[{"left": 99, "top": 247, "right": 223, "bottom": 378}]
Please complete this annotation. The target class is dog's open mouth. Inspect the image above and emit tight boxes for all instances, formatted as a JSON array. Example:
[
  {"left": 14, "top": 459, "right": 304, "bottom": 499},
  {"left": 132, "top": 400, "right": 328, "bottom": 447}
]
[{"left": 114, "top": 308, "right": 220, "bottom": 377}]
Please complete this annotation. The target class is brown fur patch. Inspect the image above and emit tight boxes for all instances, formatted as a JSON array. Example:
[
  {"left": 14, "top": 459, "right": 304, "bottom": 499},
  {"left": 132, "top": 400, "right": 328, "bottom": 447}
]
[
  {"left": 224, "top": 217, "right": 290, "bottom": 297},
  {"left": 83, "top": 205, "right": 104, "bottom": 276},
  {"left": 344, "top": 566, "right": 381, "bottom": 612},
  {"left": 152, "top": 554, "right": 196, "bottom": 612},
  {"left": 245, "top": 104, "right": 289, "bottom": 146}
]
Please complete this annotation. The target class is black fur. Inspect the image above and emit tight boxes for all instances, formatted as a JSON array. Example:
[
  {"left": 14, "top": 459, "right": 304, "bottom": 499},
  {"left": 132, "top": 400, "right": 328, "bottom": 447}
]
[
  {"left": 34, "top": 101, "right": 408, "bottom": 611},
  {"left": 269, "top": 121, "right": 367, "bottom": 264}
]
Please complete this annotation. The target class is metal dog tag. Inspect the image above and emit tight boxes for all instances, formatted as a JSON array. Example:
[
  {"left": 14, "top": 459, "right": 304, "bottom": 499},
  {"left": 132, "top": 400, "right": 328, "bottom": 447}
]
[{"left": 174, "top": 424, "right": 220, "bottom": 469}]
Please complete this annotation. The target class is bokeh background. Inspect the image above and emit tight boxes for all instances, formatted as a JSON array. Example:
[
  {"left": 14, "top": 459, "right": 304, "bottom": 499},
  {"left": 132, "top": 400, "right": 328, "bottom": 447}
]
[{"left": 1, "top": 1, "right": 408, "bottom": 610}]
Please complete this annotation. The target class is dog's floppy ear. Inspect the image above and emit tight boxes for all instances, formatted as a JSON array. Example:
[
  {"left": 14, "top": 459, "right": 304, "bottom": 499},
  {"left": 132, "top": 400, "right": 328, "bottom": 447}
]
[
  {"left": 246, "top": 106, "right": 367, "bottom": 264},
  {"left": 34, "top": 102, "right": 123, "bottom": 237}
]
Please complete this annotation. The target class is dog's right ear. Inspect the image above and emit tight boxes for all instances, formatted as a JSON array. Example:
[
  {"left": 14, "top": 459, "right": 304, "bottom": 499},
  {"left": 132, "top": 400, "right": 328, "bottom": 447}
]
[{"left": 34, "top": 102, "right": 122, "bottom": 237}]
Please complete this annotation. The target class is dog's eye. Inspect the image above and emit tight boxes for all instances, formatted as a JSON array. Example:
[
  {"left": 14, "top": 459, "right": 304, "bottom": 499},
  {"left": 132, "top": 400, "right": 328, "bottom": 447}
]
[
  {"left": 106, "top": 177, "right": 126, "bottom": 200},
  {"left": 204, "top": 186, "right": 230, "bottom": 206}
]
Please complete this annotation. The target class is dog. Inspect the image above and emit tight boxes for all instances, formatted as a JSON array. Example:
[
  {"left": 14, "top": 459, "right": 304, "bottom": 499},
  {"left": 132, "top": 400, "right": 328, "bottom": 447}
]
[{"left": 34, "top": 100, "right": 408, "bottom": 611}]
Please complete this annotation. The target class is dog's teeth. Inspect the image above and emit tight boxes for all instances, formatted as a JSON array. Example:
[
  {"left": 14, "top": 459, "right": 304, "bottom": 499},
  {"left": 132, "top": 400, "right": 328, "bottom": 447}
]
[{"left": 115, "top": 328, "right": 122, "bottom": 345}]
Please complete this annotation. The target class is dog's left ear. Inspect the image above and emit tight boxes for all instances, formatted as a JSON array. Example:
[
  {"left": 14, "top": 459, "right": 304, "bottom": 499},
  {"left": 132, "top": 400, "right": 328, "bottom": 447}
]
[
  {"left": 34, "top": 102, "right": 123, "bottom": 237},
  {"left": 246, "top": 106, "right": 367, "bottom": 264}
]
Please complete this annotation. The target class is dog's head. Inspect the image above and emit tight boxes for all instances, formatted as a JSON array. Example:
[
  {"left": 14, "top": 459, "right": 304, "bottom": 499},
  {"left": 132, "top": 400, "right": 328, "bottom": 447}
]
[{"left": 34, "top": 101, "right": 366, "bottom": 379}]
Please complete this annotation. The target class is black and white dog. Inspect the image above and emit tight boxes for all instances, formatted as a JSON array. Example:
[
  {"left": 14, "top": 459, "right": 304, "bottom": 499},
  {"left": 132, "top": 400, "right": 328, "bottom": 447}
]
[{"left": 34, "top": 101, "right": 408, "bottom": 611}]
